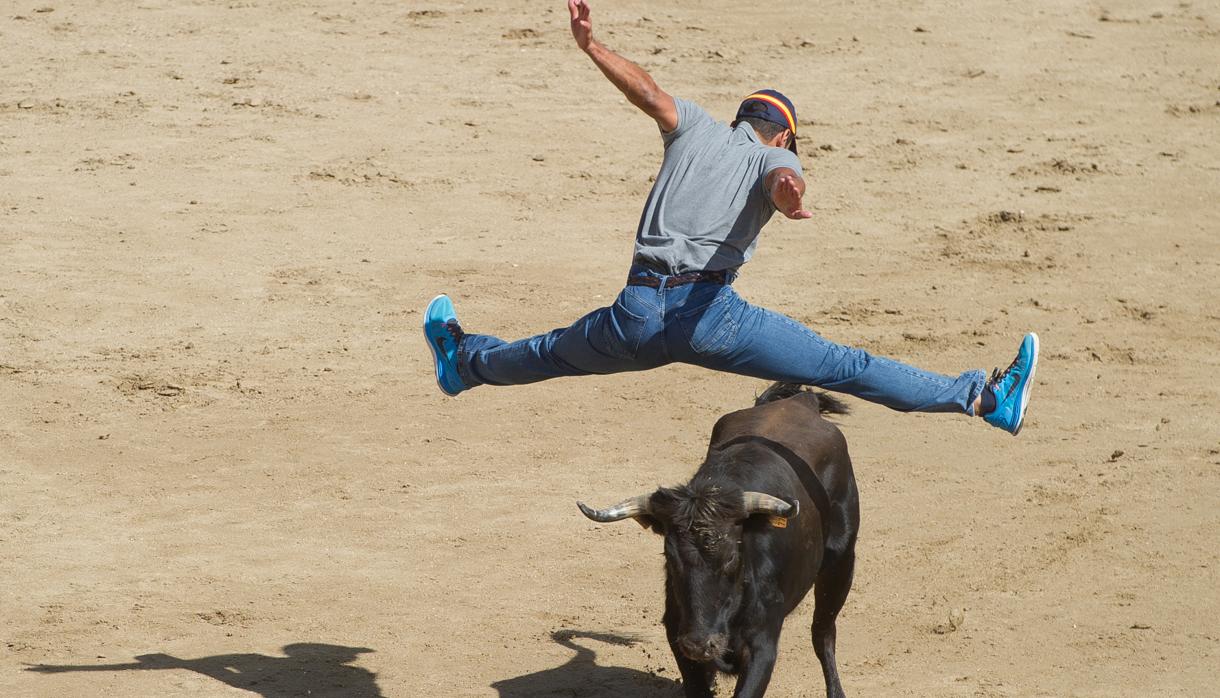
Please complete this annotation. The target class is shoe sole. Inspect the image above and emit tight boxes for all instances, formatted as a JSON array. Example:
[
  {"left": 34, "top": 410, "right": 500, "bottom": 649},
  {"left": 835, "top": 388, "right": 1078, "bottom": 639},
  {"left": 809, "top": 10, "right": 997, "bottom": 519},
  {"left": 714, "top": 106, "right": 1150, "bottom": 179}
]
[
  {"left": 423, "top": 294, "right": 461, "bottom": 397},
  {"left": 1012, "top": 332, "right": 1039, "bottom": 436}
]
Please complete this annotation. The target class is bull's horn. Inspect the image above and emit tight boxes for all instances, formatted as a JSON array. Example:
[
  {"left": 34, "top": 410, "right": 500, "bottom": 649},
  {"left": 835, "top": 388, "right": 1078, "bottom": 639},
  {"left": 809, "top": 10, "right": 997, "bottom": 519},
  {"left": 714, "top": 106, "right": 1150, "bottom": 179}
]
[
  {"left": 742, "top": 492, "right": 798, "bottom": 518},
  {"left": 577, "top": 494, "right": 652, "bottom": 523}
]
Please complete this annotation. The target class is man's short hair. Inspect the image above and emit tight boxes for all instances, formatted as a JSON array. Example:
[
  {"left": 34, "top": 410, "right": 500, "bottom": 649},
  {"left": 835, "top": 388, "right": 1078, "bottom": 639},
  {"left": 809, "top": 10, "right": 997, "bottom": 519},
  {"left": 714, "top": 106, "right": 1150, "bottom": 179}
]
[{"left": 736, "top": 116, "right": 788, "bottom": 142}]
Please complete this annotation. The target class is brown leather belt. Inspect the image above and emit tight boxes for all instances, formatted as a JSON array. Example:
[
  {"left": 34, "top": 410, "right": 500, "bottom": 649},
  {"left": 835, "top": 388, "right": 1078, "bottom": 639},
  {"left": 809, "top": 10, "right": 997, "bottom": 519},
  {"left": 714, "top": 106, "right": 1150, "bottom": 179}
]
[{"left": 627, "top": 269, "right": 730, "bottom": 289}]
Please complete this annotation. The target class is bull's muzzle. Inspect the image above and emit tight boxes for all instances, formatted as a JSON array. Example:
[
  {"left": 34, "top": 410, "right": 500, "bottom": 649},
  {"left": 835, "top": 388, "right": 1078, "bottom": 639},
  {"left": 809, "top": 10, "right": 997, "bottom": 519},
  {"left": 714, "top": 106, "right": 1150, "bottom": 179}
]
[{"left": 677, "top": 632, "right": 729, "bottom": 662}]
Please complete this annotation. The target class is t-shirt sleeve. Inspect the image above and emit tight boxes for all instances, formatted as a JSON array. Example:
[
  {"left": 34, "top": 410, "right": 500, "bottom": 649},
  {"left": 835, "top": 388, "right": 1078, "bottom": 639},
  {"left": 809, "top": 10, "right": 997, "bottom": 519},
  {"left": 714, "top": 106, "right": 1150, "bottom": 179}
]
[
  {"left": 661, "top": 97, "right": 715, "bottom": 145},
  {"left": 759, "top": 148, "right": 804, "bottom": 205},
  {"left": 761, "top": 148, "right": 800, "bottom": 198},
  {"left": 761, "top": 147, "right": 802, "bottom": 180}
]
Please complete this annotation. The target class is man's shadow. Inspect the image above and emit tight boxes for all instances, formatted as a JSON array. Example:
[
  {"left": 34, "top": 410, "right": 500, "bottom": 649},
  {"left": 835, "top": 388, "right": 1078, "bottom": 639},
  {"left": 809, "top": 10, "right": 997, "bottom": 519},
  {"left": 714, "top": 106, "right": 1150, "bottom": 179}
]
[
  {"left": 26, "top": 642, "right": 383, "bottom": 698},
  {"left": 492, "top": 630, "right": 681, "bottom": 697}
]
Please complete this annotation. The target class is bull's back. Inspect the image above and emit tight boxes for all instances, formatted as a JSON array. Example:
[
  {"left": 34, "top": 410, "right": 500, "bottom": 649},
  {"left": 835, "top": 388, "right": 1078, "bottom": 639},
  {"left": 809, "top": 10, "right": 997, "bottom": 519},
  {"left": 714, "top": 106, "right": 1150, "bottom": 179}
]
[{"left": 708, "top": 393, "right": 848, "bottom": 474}]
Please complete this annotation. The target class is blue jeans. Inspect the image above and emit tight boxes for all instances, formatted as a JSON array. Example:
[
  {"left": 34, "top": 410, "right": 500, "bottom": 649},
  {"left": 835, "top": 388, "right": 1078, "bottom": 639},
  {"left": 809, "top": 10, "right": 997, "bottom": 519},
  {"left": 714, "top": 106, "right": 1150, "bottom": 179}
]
[{"left": 457, "top": 265, "right": 986, "bottom": 414}]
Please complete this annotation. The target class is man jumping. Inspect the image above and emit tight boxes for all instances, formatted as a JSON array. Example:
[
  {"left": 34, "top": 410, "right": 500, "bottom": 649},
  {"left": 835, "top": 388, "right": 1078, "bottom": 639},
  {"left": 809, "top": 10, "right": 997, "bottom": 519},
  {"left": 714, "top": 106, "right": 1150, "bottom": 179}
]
[{"left": 423, "top": 0, "right": 1038, "bottom": 435}]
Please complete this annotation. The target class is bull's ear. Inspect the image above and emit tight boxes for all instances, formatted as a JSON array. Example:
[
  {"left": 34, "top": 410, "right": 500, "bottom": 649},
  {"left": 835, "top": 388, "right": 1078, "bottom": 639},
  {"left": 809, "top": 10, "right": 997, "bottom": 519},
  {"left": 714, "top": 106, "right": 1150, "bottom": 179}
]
[
  {"left": 634, "top": 514, "right": 663, "bottom": 534},
  {"left": 638, "top": 488, "right": 672, "bottom": 534}
]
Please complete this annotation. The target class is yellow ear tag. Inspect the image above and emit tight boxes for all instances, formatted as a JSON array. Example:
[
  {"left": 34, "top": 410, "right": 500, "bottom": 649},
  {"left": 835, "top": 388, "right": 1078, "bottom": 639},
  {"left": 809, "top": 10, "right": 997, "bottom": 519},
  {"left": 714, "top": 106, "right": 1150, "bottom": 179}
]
[{"left": 768, "top": 516, "right": 788, "bottom": 529}]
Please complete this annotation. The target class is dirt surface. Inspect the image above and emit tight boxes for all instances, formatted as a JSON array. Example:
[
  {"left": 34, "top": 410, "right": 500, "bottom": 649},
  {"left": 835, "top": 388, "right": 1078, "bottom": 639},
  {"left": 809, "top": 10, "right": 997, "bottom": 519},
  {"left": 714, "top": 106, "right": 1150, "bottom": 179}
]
[{"left": 3, "top": 1, "right": 1218, "bottom": 696}]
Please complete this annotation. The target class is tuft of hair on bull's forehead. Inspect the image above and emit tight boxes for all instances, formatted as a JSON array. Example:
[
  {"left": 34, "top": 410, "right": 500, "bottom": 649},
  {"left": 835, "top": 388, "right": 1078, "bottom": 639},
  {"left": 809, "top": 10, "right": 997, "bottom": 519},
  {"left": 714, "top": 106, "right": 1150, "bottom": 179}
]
[{"left": 656, "top": 483, "right": 746, "bottom": 552}]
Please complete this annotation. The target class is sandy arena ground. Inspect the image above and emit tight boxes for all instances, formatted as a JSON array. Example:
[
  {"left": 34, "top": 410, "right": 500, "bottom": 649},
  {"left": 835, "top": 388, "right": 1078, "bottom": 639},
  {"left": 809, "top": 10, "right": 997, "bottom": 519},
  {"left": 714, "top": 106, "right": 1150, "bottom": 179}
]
[{"left": 3, "top": 1, "right": 1218, "bottom": 696}]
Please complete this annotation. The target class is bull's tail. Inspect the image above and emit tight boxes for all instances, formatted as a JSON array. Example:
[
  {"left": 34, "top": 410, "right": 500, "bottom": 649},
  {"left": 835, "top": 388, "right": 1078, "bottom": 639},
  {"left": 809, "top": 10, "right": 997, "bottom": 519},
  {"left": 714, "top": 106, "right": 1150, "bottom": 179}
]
[{"left": 755, "top": 382, "right": 850, "bottom": 415}]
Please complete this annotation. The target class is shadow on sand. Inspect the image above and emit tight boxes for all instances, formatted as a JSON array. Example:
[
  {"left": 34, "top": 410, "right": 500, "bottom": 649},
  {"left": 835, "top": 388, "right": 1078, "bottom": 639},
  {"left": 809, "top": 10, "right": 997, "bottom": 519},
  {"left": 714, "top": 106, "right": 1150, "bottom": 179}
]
[
  {"left": 492, "top": 630, "right": 681, "bottom": 697},
  {"left": 26, "top": 642, "right": 383, "bottom": 698}
]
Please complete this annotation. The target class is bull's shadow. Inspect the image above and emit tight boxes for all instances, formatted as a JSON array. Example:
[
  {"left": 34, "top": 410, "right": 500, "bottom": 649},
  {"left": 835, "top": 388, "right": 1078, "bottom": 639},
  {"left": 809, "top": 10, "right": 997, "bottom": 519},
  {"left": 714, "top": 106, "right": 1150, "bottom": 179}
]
[
  {"left": 492, "top": 629, "right": 681, "bottom": 697},
  {"left": 26, "top": 642, "right": 382, "bottom": 698}
]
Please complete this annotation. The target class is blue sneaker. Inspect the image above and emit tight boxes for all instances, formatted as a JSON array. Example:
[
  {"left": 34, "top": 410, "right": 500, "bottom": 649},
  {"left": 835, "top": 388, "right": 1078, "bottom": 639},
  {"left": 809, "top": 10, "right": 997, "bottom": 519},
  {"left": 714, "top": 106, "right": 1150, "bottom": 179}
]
[
  {"left": 423, "top": 294, "right": 467, "bottom": 397},
  {"left": 983, "top": 333, "right": 1039, "bottom": 435}
]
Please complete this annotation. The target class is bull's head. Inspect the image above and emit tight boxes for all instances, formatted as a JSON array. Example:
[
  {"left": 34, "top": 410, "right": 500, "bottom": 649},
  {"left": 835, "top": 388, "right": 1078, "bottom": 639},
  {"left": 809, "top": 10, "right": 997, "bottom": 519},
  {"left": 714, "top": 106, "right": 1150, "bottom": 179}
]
[{"left": 578, "top": 484, "right": 797, "bottom": 664}]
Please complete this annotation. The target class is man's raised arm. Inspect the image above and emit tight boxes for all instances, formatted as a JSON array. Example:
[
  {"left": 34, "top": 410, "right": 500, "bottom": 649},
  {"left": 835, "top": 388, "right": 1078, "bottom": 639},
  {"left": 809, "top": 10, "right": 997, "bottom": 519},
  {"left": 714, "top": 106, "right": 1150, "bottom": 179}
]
[{"left": 568, "top": 0, "right": 678, "bottom": 132}]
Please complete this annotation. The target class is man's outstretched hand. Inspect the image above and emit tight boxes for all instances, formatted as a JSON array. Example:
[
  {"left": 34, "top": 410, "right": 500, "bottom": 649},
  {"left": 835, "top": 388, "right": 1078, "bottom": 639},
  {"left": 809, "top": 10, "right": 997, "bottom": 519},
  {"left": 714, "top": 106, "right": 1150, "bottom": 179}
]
[
  {"left": 773, "top": 172, "right": 813, "bottom": 219},
  {"left": 569, "top": 0, "right": 593, "bottom": 51}
]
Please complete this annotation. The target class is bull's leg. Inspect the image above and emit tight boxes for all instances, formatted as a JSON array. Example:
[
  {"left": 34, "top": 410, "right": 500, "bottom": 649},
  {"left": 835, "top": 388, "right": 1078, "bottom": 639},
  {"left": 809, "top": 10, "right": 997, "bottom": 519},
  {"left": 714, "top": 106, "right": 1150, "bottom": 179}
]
[
  {"left": 811, "top": 548, "right": 856, "bottom": 698},
  {"left": 669, "top": 647, "right": 715, "bottom": 697},
  {"left": 729, "top": 627, "right": 781, "bottom": 698}
]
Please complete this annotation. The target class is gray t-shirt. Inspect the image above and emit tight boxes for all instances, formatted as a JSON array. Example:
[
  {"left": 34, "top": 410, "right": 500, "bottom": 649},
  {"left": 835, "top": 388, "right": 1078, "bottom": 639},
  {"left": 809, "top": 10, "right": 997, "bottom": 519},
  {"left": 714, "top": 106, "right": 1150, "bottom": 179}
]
[{"left": 633, "top": 97, "right": 802, "bottom": 274}]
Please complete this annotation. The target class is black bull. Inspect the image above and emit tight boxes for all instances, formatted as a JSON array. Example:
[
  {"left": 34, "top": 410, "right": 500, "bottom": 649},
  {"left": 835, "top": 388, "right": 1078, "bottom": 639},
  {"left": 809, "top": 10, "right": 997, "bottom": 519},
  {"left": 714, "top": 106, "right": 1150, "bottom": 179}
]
[{"left": 578, "top": 383, "right": 860, "bottom": 698}]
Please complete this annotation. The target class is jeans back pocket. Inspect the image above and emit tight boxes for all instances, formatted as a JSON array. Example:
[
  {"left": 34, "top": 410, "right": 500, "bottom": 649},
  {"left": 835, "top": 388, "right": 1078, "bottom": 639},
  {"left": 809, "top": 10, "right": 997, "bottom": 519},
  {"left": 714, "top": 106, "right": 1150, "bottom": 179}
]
[
  {"left": 676, "top": 288, "right": 738, "bottom": 356},
  {"left": 597, "top": 292, "right": 648, "bottom": 360}
]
